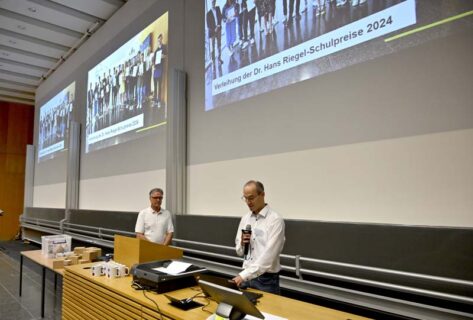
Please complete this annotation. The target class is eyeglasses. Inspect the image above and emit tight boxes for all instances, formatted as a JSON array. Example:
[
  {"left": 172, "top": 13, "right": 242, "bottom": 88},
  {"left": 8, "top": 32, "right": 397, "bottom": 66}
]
[
  {"left": 151, "top": 196, "right": 163, "bottom": 200},
  {"left": 241, "top": 195, "right": 259, "bottom": 202}
]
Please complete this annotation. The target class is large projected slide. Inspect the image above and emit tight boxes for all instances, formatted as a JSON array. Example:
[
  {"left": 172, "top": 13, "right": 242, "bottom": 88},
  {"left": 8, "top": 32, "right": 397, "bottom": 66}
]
[
  {"left": 86, "top": 12, "right": 169, "bottom": 153},
  {"left": 204, "top": 0, "right": 472, "bottom": 110},
  {"left": 38, "top": 82, "right": 75, "bottom": 162}
]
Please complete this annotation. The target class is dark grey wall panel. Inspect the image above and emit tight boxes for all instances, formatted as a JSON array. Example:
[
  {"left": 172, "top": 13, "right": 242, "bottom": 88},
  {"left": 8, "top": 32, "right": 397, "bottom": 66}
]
[
  {"left": 284, "top": 221, "right": 473, "bottom": 280},
  {"left": 176, "top": 215, "right": 238, "bottom": 246},
  {"left": 69, "top": 209, "right": 137, "bottom": 232},
  {"left": 24, "top": 207, "right": 65, "bottom": 222},
  {"left": 176, "top": 214, "right": 473, "bottom": 283}
]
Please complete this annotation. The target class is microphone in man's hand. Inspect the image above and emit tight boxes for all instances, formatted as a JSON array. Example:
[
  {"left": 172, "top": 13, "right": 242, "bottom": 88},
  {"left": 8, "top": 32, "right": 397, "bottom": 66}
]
[{"left": 242, "top": 224, "right": 252, "bottom": 256}]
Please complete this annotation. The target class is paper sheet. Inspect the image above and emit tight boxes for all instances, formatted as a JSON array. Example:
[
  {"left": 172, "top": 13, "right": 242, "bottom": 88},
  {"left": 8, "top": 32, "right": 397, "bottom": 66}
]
[{"left": 153, "top": 261, "right": 192, "bottom": 275}]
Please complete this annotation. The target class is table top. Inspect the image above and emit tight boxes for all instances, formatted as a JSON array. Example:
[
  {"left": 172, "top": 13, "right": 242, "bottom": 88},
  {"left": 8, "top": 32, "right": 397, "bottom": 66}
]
[
  {"left": 21, "top": 250, "right": 65, "bottom": 275},
  {"left": 65, "top": 262, "right": 370, "bottom": 320}
]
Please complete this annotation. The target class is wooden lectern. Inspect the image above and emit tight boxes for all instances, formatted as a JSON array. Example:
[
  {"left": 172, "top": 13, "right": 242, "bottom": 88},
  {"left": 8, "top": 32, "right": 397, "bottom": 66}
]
[{"left": 113, "top": 235, "right": 183, "bottom": 268}]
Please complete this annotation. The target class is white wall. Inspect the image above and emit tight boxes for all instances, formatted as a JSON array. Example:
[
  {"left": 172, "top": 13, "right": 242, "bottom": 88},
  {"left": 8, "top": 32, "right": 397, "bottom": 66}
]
[
  {"left": 79, "top": 169, "right": 166, "bottom": 211},
  {"left": 33, "top": 183, "right": 66, "bottom": 208},
  {"left": 188, "top": 129, "right": 473, "bottom": 227}
]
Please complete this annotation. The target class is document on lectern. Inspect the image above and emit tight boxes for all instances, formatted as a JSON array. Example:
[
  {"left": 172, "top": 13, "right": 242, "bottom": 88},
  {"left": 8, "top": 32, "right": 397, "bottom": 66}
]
[{"left": 153, "top": 261, "right": 192, "bottom": 275}]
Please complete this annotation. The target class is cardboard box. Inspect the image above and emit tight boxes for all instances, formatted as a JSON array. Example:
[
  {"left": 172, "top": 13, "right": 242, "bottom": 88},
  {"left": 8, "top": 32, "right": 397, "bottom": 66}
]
[
  {"left": 74, "top": 247, "right": 86, "bottom": 255},
  {"left": 52, "top": 258, "right": 65, "bottom": 269},
  {"left": 82, "top": 251, "right": 94, "bottom": 262},
  {"left": 41, "top": 235, "right": 72, "bottom": 259},
  {"left": 89, "top": 247, "right": 102, "bottom": 257},
  {"left": 69, "top": 255, "right": 79, "bottom": 265}
]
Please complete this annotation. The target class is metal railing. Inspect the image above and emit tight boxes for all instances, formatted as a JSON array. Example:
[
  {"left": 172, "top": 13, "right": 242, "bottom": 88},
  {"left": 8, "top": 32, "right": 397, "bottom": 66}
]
[
  {"left": 171, "top": 238, "right": 473, "bottom": 303},
  {"left": 21, "top": 216, "right": 61, "bottom": 230}
]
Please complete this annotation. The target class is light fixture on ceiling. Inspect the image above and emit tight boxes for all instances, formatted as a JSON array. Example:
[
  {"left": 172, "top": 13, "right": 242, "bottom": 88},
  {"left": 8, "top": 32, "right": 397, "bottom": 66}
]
[
  {"left": 1, "top": 52, "right": 9, "bottom": 56},
  {"left": 17, "top": 25, "right": 26, "bottom": 30},
  {"left": 8, "top": 40, "right": 17, "bottom": 44},
  {"left": 28, "top": 7, "right": 37, "bottom": 13}
]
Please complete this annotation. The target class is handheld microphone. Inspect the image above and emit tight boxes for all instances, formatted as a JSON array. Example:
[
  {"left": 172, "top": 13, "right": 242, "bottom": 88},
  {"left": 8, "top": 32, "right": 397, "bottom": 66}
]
[{"left": 242, "top": 224, "right": 252, "bottom": 257}]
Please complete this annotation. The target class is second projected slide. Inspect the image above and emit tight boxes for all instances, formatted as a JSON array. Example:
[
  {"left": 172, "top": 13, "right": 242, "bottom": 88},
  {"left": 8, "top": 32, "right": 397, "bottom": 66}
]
[
  {"left": 204, "top": 0, "right": 470, "bottom": 110},
  {"left": 86, "top": 12, "right": 168, "bottom": 153}
]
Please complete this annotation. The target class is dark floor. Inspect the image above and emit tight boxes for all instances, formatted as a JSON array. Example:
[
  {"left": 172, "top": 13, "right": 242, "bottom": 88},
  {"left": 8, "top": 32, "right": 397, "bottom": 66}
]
[{"left": 0, "top": 241, "right": 62, "bottom": 320}]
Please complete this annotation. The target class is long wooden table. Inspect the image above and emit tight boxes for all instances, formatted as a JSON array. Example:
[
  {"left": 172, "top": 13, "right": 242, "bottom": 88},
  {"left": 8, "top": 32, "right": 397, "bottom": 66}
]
[
  {"left": 20, "top": 250, "right": 64, "bottom": 318},
  {"left": 63, "top": 262, "right": 370, "bottom": 320}
]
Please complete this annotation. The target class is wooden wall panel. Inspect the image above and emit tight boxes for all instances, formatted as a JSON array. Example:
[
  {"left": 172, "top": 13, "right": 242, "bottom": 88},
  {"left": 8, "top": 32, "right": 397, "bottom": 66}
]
[{"left": 0, "top": 101, "right": 34, "bottom": 240}]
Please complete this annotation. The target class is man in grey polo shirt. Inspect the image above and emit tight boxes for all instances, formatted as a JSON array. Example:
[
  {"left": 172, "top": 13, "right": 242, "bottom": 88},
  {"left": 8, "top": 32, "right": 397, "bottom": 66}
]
[{"left": 135, "top": 188, "right": 174, "bottom": 245}]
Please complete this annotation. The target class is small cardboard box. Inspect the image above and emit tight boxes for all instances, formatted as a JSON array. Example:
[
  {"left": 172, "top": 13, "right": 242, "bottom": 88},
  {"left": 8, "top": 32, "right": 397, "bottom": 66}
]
[
  {"left": 52, "top": 258, "right": 65, "bottom": 269},
  {"left": 41, "top": 235, "right": 72, "bottom": 259},
  {"left": 74, "top": 247, "right": 86, "bottom": 255},
  {"left": 69, "top": 255, "right": 79, "bottom": 265},
  {"left": 82, "top": 251, "right": 93, "bottom": 262},
  {"left": 89, "top": 247, "right": 102, "bottom": 257}
]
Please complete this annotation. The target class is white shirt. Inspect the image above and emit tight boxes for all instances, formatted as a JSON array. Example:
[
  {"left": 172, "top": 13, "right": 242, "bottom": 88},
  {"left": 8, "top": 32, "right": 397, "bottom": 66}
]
[
  {"left": 235, "top": 205, "right": 285, "bottom": 281},
  {"left": 135, "top": 207, "right": 174, "bottom": 244}
]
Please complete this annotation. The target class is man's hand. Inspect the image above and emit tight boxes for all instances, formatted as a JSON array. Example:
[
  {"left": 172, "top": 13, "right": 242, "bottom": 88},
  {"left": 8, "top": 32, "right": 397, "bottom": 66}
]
[
  {"left": 136, "top": 233, "right": 148, "bottom": 241},
  {"left": 241, "top": 232, "right": 251, "bottom": 246},
  {"left": 232, "top": 275, "right": 244, "bottom": 287}
]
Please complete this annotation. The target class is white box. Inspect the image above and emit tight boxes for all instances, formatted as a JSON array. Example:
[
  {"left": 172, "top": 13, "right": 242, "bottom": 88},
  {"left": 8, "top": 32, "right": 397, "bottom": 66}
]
[{"left": 41, "top": 235, "right": 72, "bottom": 258}]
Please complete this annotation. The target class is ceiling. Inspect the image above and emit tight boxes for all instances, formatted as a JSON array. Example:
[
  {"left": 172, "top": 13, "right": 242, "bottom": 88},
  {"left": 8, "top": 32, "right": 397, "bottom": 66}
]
[{"left": 0, "top": 0, "right": 127, "bottom": 106}]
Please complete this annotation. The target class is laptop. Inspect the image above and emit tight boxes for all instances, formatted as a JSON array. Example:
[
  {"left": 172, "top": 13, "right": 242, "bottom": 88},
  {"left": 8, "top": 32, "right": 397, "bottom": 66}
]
[{"left": 198, "top": 274, "right": 263, "bottom": 304}]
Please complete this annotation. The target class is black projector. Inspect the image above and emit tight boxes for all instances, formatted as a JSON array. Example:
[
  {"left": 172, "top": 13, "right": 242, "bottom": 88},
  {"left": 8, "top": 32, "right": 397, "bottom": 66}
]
[{"left": 131, "top": 260, "right": 206, "bottom": 293}]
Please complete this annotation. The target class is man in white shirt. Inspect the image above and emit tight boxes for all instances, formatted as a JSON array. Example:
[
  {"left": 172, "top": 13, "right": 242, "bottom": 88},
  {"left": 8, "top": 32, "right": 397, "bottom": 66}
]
[
  {"left": 233, "top": 180, "right": 285, "bottom": 294},
  {"left": 135, "top": 188, "right": 174, "bottom": 245}
]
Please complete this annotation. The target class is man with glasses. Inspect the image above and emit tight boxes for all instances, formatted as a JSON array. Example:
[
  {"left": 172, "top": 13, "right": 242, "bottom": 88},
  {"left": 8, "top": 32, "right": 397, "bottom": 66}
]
[
  {"left": 135, "top": 188, "right": 174, "bottom": 245},
  {"left": 232, "top": 180, "right": 285, "bottom": 294}
]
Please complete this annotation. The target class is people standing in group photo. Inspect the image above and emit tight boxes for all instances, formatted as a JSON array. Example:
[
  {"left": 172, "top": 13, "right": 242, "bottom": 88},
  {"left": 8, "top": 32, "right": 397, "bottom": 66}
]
[
  {"left": 153, "top": 34, "right": 167, "bottom": 109},
  {"left": 205, "top": 0, "right": 401, "bottom": 80},
  {"left": 207, "top": 0, "right": 224, "bottom": 65}
]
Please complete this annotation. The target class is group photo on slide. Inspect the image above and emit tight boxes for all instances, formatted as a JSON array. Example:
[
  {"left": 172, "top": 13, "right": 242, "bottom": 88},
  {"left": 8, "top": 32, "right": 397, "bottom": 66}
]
[
  {"left": 204, "top": 0, "right": 407, "bottom": 109},
  {"left": 38, "top": 82, "right": 75, "bottom": 162},
  {"left": 86, "top": 13, "right": 168, "bottom": 153}
]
